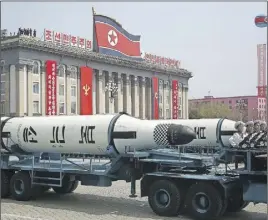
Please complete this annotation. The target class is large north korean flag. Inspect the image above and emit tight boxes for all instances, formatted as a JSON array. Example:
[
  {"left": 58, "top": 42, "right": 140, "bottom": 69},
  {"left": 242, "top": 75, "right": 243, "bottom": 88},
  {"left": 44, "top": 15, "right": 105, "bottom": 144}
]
[{"left": 93, "top": 14, "right": 142, "bottom": 60}]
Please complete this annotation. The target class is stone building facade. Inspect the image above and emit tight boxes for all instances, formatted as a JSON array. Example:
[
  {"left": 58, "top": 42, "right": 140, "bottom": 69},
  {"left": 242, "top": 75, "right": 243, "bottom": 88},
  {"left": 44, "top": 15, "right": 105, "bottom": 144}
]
[{"left": 0, "top": 36, "right": 192, "bottom": 119}]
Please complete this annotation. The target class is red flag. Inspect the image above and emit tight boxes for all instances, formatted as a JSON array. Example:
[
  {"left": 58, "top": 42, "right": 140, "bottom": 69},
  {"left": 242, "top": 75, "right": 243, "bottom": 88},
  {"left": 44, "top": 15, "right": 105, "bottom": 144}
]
[
  {"left": 152, "top": 77, "right": 159, "bottom": 119},
  {"left": 80, "top": 66, "right": 93, "bottom": 115}
]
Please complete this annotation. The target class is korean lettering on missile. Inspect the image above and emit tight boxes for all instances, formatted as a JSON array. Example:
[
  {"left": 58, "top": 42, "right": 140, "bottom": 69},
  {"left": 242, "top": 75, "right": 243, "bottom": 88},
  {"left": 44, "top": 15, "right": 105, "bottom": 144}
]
[
  {"left": 22, "top": 126, "right": 38, "bottom": 143},
  {"left": 79, "top": 126, "right": 95, "bottom": 144},
  {"left": 49, "top": 125, "right": 96, "bottom": 147},
  {"left": 50, "top": 125, "right": 65, "bottom": 148},
  {"left": 194, "top": 127, "right": 206, "bottom": 139}
]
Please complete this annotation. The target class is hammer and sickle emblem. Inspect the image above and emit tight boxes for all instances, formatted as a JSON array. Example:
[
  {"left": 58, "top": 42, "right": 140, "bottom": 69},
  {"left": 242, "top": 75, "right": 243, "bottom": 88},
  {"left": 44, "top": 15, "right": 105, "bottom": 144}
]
[
  {"left": 155, "top": 92, "right": 158, "bottom": 99},
  {"left": 83, "top": 84, "right": 90, "bottom": 96}
]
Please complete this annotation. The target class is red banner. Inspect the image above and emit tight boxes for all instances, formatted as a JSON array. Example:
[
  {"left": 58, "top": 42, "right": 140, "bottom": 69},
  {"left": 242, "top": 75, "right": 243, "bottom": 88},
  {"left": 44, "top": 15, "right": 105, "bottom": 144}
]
[
  {"left": 46, "top": 60, "right": 57, "bottom": 115},
  {"left": 80, "top": 66, "right": 93, "bottom": 115},
  {"left": 257, "top": 44, "right": 267, "bottom": 97},
  {"left": 151, "top": 77, "right": 159, "bottom": 119},
  {"left": 172, "top": 80, "right": 179, "bottom": 119}
]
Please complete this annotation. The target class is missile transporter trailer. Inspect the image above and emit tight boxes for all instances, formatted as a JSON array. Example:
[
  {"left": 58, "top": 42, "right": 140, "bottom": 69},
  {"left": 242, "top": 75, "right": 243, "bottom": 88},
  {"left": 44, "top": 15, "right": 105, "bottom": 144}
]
[{"left": 1, "top": 114, "right": 267, "bottom": 220}]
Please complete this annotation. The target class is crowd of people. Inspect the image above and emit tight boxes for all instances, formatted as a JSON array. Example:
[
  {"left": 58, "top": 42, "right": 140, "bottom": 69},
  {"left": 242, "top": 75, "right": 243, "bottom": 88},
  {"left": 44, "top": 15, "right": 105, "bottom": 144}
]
[
  {"left": 7, "top": 28, "right": 37, "bottom": 37},
  {"left": 17, "top": 28, "right": 37, "bottom": 37},
  {"left": 229, "top": 120, "right": 267, "bottom": 148},
  {"left": 228, "top": 120, "right": 267, "bottom": 171}
]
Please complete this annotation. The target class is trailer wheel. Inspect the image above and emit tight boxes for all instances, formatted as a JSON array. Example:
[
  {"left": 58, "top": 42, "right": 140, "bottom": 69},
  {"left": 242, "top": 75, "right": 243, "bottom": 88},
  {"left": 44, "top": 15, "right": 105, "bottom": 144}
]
[
  {"left": 1, "top": 170, "right": 11, "bottom": 198},
  {"left": 185, "top": 182, "right": 223, "bottom": 220},
  {"left": 10, "top": 171, "right": 32, "bottom": 201},
  {"left": 52, "top": 181, "right": 73, "bottom": 194},
  {"left": 148, "top": 180, "right": 183, "bottom": 216},
  {"left": 67, "top": 181, "right": 79, "bottom": 193}
]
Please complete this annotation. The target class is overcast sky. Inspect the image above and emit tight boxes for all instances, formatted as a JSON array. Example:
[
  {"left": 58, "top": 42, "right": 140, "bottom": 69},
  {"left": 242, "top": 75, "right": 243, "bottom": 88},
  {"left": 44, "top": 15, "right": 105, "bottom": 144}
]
[{"left": 2, "top": 2, "right": 266, "bottom": 98}]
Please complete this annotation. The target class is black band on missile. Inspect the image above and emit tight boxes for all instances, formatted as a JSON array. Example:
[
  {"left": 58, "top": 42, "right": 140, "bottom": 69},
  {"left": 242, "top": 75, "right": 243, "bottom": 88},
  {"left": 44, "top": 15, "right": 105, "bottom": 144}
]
[
  {"left": 112, "top": 131, "right": 136, "bottom": 139},
  {"left": 107, "top": 112, "right": 129, "bottom": 155},
  {"left": 1, "top": 132, "right": 10, "bottom": 138},
  {"left": 1, "top": 117, "right": 13, "bottom": 153},
  {"left": 220, "top": 130, "right": 236, "bottom": 136}
]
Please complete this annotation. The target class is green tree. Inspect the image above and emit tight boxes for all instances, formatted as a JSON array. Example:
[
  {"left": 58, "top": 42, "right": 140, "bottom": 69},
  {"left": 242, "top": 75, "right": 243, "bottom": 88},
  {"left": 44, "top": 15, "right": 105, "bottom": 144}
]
[{"left": 189, "top": 103, "right": 232, "bottom": 119}]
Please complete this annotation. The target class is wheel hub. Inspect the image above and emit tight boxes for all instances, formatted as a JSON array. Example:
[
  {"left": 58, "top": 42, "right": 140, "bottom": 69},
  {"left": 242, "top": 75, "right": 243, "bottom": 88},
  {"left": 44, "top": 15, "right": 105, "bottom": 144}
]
[
  {"left": 14, "top": 179, "right": 24, "bottom": 195},
  {"left": 192, "top": 192, "right": 211, "bottom": 213},
  {"left": 154, "top": 189, "right": 171, "bottom": 208}
]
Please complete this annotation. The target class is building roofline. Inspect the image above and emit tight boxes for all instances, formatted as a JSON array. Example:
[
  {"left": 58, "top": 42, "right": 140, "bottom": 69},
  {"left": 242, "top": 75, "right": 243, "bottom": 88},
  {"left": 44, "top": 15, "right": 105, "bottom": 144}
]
[
  {"left": 189, "top": 95, "right": 258, "bottom": 101},
  {"left": 1, "top": 36, "right": 193, "bottom": 79}
]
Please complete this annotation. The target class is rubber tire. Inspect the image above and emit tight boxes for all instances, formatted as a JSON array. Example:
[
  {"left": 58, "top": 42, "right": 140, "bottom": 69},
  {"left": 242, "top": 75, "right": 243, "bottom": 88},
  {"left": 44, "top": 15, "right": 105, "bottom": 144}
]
[
  {"left": 148, "top": 180, "right": 183, "bottom": 217},
  {"left": 67, "top": 181, "right": 78, "bottom": 193},
  {"left": 1, "top": 170, "right": 11, "bottom": 198},
  {"left": 10, "top": 171, "right": 33, "bottom": 201},
  {"left": 52, "top": 181, "right": 73, "bottom": 194},
  {"left": 185, "top": 182, "right": 223, "bottom": 220}
]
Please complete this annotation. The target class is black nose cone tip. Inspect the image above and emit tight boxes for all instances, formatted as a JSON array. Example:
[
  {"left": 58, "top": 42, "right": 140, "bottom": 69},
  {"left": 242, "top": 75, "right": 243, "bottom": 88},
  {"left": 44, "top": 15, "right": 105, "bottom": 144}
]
[{"left": 167, "top": 124, "right": 196, "bottom": 145}]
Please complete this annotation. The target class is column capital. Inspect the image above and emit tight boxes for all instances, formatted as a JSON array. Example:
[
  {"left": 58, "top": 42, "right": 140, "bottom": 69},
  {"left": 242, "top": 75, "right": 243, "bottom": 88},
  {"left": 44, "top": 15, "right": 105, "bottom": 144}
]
[
  {"left": 40, "top": 65, "right": 46, "bottom": 73},
  {"left": 15, "top": 63, "right": 25, "bottom": 71},
  {"left": 0, "top": 65, "right": 9, "bottom": 74},
  {"left": 66, "top": 65, "right": 77, "bottom": 75}
]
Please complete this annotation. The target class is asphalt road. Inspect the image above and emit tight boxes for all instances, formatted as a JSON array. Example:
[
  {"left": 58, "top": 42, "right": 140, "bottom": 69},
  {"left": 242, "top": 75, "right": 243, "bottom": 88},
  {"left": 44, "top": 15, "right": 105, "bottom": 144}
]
[{"left": 1, "top": 181, "right": 267, "bottom": 220}]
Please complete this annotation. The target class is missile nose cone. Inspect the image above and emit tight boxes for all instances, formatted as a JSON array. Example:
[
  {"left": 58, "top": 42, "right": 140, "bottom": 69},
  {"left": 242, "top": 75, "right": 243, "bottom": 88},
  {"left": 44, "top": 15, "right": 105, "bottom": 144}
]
[
  {"left": 153, "top": 124, "right": 196, "bottom": 146},
  {"left": 167, "top": 124, "right": 196, "bottom": 145}
]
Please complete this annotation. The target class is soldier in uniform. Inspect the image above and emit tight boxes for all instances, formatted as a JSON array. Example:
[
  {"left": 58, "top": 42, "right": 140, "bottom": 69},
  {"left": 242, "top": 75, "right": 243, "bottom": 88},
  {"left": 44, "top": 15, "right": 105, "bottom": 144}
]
[
  {"left": 229, "top": 121, "right": 247, "bottom": 168},
  {"left": 260, "top": 121, "right": 267, "bottom": 132},
  {"left": 229, "top": 121, "right": 246, "bottom": 147},
  {"left": 254, "top": 120, "right": 261, "bottom": 133},
  {"left": 245, "top": 121, "right": 254, "bottom": 135}
]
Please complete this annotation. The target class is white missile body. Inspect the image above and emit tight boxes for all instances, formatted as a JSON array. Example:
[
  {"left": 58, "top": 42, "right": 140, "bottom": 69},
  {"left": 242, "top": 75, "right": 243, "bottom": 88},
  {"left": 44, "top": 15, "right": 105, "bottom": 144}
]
[
  {"left": 1, "top": 113, "right": 196, "bottom": 155},
  {"left": 158, "top": 118, "right": 236, "bottom": 147}
]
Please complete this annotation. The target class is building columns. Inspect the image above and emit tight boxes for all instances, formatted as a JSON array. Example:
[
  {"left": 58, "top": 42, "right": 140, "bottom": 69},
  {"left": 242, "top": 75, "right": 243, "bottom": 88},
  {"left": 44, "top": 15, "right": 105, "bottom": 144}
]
[{"left": 126, "top": 75, "right": 131, "bottom": 114}]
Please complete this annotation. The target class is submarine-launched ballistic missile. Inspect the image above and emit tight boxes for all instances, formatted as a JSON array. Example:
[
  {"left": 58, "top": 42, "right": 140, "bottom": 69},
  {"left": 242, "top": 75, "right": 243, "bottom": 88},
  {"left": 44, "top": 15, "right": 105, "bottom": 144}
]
[
  {"left": 1, "top": 113, "right": 196, "bottom": 155},
  {"left": 158, "top": 118, "right": 236, "bottom": 147}
]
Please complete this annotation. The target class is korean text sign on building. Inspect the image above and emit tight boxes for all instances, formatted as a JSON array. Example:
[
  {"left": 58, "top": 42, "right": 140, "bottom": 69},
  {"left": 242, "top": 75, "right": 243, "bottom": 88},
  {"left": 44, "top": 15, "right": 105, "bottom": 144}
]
[
  {"left": 144, "top": 53, "right": 181, "bottom": 69},
  {"left": 44, "top": 29, "right": 92, "bottom": 50},
  {"left": 46, "top": 60, "right": 57, "bottom": 115}
]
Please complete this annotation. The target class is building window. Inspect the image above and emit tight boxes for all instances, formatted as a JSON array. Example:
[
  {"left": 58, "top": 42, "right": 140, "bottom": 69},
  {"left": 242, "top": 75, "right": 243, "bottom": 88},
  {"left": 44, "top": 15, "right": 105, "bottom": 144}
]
[
  {"left": 58, "top": 65, "right": 65, "bottom": 77},
  {"left": 166, "top": 96, "right": 170, "bottom": 104},
  {"left": 70, "top": 71, "right": 77, "bottom": 79},
  {"left": 159, "top": 94, "right": 163, "bottom": 104},
  {"left": 229, "top": 106, "right": 232, "bottom": 109},
  {"left": 71, "top": 101, "right": 76, "bottom": 114},
  {"left": 1, "top": 101, "right": 5, "bottom": 114},
  {"left": 59, "top": 102, "right": 65, "bottom": 114},
  {"left": 33, "top": 82, "right": 39, "bottom": 94},
  {"left": 33, "top": 101, "right": 39, "bottom": 113},
  {"left": 166, "top": 109, "right": 170, "bottom": 119},
  {"left": 159, "top": 107, "right": 163, "bottom": 118},
  {"left": 179, "top": 110, "right": 182, "bottom": 118},
  {"left": 71, "top": 86, "right": 76, "bottom": 97},
  {"left": 229, "top": 100, "right": 232, "bottom": 104},
  {"left": 32, "top": 61, "right": 40, "bottom": 75},
  {"left": 0, "top": 81, "right": 5, "bottom": 94},
  {"left": 59, "top": 84, "right": 65, "bottom": 96}
]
